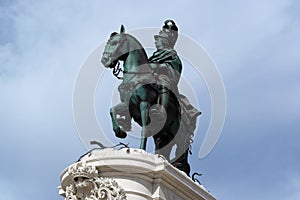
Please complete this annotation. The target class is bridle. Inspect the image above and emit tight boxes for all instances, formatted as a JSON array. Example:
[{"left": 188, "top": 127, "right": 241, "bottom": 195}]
[
  {"left": 103, "top": 34, "right": 153, "bottom": 80},
  {"left": 112, "top": 61, "right": 122, "bottom": 79},
  {"left": 103, "top": 34, "right": 127, "bottom": 80}
]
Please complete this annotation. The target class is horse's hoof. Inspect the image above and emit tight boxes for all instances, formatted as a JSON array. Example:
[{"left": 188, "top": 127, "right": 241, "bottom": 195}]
[
  {"left": 117, "top": 118, "right": 132, "bottom": 131},
  {"left": 172, "top": 162, "right": 191, "bottom": 176},
  {"left": 115, "top": 127, "right": 127, "bottom": 139}
]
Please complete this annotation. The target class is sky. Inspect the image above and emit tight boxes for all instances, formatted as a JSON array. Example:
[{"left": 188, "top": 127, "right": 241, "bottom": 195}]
[{"left": 0, "top": 0, "right": 300, "bottom": 199}]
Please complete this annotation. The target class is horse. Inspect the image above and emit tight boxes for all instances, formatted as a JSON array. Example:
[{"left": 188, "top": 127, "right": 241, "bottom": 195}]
[{"left": 101, "top": 25, "right": 192, "bottom": 175}]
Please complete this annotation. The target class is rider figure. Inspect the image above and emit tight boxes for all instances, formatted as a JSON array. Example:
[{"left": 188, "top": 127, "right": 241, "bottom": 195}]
[
  {"left": 149, "top": 20, "right": 201, "bottom": 176},
  {"left": 149, "top": 19, "right": 182, "bottom": 116}
]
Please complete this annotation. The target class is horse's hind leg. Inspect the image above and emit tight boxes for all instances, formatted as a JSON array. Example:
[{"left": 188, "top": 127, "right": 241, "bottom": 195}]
[
  {"left": 172, "top": 149, "right": 191, "bottom": 176},
  {"left": 154, "top": 134, "right": 172, "bottom": 161},
  {"left": 172, "top": 127, "right": 191, "bottom": 176}
]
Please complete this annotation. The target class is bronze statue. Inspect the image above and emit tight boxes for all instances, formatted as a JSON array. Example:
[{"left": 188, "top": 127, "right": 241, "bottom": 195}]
[
  {"left": 100, "top": 20, "right": 200, "bottom": 176},
  {"left": 148, "top": 20, "right": 181, "bottom": 119}
]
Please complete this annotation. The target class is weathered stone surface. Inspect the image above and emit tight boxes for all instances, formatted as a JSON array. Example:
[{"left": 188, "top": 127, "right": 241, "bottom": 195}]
[{"left": 58, "top": 148, "right": 216, "bottom": 200}]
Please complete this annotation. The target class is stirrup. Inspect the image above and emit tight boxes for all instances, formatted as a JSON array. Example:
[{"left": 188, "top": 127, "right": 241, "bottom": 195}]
[{"left": 150, "top": 105, "right": 166, "bottom": 118}]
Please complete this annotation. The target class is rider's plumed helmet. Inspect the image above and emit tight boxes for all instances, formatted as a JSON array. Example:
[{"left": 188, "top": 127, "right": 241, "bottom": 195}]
[{"left": 154, "top": 19, "right": 178, "bottom": 48}]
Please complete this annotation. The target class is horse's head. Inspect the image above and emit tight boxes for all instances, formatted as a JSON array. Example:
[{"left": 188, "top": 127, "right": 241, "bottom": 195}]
[{"left": 101, "top": 25, "right": 127, "bottom": 69}]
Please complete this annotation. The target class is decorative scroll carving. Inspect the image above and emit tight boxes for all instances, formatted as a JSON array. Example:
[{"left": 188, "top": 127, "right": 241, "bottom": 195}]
[
  {"left": 93, "top": 177, "right": 127, "bottom": 200},
  {"left": 68, "top": 162, "right": 99, "bottom": 179},
  {"left": 63, "top": 162, "right": 127, "bottom": 200}
]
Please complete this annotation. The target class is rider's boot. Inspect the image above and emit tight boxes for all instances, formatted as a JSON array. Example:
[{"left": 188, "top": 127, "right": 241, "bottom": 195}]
[{"left": 150, "top": 86, "right": 169, "bottom": 120}]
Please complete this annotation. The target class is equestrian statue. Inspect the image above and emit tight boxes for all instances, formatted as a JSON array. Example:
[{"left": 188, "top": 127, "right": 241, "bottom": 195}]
[{"left": 100, "top": 20, "right": 201, "bottom": 176}]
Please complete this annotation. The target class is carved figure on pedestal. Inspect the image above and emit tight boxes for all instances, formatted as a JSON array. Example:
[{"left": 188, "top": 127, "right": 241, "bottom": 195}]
[{"left": 64, "top": 162, "right": 127, "bottom": 200}]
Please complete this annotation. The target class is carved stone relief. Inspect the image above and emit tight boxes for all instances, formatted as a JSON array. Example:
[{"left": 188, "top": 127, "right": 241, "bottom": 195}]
[{"left": 63, "top": 162, "right": 127, "bottom": 200}]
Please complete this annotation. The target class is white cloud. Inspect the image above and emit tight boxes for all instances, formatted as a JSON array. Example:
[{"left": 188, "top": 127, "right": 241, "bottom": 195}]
[
  {"left": 285, "top": 173, "right": 300, "bottom": 200},
  {"left": 0, "top": 0, "right": 300, "bottom": 200}
]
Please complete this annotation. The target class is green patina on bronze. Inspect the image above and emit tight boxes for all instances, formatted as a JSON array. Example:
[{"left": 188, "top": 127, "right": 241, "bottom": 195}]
[{"left": 100, "top": 20, "right": 201, "bottom": 176}]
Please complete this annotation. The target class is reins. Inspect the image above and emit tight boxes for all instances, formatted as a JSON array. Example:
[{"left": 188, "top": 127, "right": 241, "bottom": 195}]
[{"left": 112, "top": 61, "right": 123, "bottom": 79}]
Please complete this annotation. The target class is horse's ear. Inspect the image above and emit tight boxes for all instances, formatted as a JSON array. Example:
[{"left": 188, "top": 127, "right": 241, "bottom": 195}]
[{"left": 120, "top": 25, "right": 125, "bottom": 33}]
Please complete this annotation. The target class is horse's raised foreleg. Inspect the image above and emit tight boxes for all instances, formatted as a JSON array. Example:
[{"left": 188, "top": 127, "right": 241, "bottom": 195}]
[
  {"left": 110, "top": 103, "right": 129, "bottom": 138},
  {"left": 139, "top": 101, "right": 151, "bottom": 150}
]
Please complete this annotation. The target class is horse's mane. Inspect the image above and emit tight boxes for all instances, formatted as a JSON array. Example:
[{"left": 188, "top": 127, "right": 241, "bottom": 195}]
[
  {"left": 110, "top": 32, "right": 118, "bottom": 37},
  {"left": 124, "top": 33, "right": 148, "bottom": 58},
  {"left": 108, "top": 32, "right": 147, "bottom": 57}
]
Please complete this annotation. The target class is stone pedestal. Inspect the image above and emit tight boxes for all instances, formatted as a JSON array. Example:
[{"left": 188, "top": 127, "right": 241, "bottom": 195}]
[{"left": 58, "top": 148, "right": 216, "bottom": 200}]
